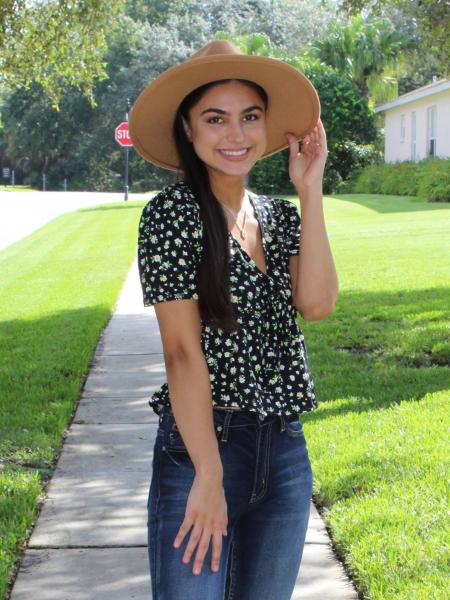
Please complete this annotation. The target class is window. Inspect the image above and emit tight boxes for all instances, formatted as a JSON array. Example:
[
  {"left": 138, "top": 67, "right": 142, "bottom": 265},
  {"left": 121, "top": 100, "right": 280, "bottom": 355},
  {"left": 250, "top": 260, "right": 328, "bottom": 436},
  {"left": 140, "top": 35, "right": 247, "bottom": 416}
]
[
  {"left": 400, "top": 114, "right": 406, "bottom": 142},
  {"left": 427, "top": 106, "right": 437, "bottom": 157},
  {"left": 411, "top": 111, "right": 416, "bottom": 161}
]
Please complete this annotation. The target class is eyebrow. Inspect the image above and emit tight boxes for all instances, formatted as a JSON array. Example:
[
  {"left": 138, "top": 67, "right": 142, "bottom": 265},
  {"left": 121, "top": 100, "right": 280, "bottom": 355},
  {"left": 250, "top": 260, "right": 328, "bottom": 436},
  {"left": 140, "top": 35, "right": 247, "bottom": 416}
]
[{"left": 200, "top": 105, "right": 264, "bottom": 116}]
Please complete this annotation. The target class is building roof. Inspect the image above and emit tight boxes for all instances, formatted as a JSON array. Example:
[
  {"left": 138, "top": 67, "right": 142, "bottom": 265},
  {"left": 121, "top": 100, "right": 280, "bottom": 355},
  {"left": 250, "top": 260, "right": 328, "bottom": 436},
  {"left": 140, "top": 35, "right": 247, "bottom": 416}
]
[{"left": 374, "top": 78, "right": 450, "bottom": 113}]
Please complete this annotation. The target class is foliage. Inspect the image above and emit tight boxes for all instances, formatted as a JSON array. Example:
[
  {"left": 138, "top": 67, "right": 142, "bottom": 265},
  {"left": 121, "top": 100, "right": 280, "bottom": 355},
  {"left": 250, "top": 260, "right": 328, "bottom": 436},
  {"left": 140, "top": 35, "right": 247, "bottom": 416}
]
[
  {"left": 305, "top": 13, "right": 413, "bottom": 104},
  {"left": 1, "top": 4, "right": 346, "bottom": 190},
  {"left": 249, "top": 149, "right": 297, "bottom": 196},
  {"left": 417, "top": 158, "right": 450, "bottom": 203},
  {"left": 305, "top": 61, "right": 379, "bottom": 146},
  {"left": 124, "top": 0, "right": 191, "bottom": 24},
  {"left": 329, "top": 140, "right": 382, "bottom": 182},
  {"left": 346, "top": 157, "right": 450, "bottom": 202},
  {"left": 339, "top": 0, "right": 450, "bottom": 70},
  {"left": 0, "top": 0, "right": 125, "bottom": 110},
  {"left": 377, "top": 5, "right": 446, "bottom": 95},
  {"left": 203, "top": 0, "right": 347, "bottom": 56},
  {"left": 0, "top": 1, "right": 445, "bottom": 192}
]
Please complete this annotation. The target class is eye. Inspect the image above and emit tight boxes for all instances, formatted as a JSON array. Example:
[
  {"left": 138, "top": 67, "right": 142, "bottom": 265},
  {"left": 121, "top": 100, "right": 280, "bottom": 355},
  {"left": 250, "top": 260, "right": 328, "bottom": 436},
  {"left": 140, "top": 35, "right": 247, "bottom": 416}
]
[
  {"left": 207, "top": 116, "right": 223, "bottom": 124},
  {"left": 244, "top": 113, "right": 259, "bottom": 121}
]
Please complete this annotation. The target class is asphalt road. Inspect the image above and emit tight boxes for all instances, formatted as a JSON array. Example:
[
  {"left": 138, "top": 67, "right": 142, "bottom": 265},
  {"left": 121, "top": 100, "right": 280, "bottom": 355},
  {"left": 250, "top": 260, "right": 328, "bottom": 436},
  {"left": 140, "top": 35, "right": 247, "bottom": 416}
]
[{"left": 0, "top": 190, "right": 147, "bottom": 252}]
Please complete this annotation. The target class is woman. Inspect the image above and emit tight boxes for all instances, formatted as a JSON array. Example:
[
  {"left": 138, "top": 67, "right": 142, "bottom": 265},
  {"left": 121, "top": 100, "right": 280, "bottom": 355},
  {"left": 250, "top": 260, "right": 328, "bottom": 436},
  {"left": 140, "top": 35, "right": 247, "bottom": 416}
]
[{"left": 130, "top": 39, "right": 338, "bottom": 600}]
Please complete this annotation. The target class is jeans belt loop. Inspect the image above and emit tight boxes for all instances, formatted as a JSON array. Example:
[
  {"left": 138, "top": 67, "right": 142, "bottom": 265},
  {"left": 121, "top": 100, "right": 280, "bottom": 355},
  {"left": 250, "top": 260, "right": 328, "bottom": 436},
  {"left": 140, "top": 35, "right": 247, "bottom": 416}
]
[
  {"left": 220, "top": 411, "right": 233, "bottom": 442},
  {"left": 279, "top": 414, "right": 287, "bottom": 433}
]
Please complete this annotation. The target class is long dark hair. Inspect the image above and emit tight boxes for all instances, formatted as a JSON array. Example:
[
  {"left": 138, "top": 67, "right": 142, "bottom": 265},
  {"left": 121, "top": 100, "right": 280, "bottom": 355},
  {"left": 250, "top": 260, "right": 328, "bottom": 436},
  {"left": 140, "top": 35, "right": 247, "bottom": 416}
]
[{"left": 173, "top": 78, "right": 269, "bottom": 333}]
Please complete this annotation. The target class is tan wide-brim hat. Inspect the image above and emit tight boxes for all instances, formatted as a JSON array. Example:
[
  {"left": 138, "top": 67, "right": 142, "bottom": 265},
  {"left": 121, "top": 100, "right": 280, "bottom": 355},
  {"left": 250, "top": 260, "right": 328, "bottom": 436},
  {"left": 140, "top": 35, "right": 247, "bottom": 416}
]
[{"left": 128, "top": 39, "right": 321, "bottom": 171}]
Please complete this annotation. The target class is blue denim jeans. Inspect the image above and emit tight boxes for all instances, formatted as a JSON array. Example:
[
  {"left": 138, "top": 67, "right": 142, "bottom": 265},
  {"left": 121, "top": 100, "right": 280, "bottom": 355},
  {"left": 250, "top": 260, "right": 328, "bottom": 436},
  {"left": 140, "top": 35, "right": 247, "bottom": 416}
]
[{"left": 147, "top": 406, "right": 313, "bottom": 599}]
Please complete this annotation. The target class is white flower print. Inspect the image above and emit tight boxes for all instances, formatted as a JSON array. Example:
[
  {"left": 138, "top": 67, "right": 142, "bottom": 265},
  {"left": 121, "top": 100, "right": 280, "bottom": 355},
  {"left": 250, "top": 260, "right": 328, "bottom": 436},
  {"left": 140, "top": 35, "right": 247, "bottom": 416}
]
[{"left": 137, "top": 181, "right": 317, "bottom": 419}]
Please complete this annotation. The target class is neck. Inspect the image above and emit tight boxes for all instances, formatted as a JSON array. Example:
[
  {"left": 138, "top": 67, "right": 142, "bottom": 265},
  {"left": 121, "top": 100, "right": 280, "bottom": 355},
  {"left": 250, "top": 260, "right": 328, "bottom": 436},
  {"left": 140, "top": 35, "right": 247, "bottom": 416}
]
[{"left": 208, "top": 171, "right": 247, "bottom": 212}]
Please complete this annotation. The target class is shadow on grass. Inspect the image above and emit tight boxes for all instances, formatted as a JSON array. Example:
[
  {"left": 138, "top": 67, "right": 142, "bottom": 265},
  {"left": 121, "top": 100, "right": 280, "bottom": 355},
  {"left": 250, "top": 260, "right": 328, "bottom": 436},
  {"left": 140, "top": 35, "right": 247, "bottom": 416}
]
[
  {"left": 0, "top": 305, "right": 160, "bottom": 474},
  {"left": 77, "top": 192, "right": 450, "bottom": 217},
  {"left": 76, "top": 200, "right": 149, "bottom": 213},
  {"left": 328, "top": 193, "right": 450, "bottom": 214},
  {"left": 0, "top": 284, "right": 448, "bottom": 598},
  {"left": 0, "top": 287, "right": 448, "bottom": 466},
  {"left": 298, "top": 285, "right": 449, "bottom": 424}
]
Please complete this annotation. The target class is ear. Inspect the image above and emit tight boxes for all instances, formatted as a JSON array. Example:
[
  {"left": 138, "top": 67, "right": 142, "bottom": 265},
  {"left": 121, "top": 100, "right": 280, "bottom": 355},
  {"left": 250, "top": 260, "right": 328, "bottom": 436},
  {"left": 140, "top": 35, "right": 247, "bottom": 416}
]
[{"left": 182, "top": 116, "right": 192, "bottom": 142}]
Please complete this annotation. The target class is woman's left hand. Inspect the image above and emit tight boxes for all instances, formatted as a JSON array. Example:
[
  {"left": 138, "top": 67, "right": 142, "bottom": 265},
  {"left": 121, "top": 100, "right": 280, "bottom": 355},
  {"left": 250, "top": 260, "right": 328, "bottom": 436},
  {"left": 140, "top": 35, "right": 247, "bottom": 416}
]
[{"left": 286, "top": 117, "right": 328, "bottom": 193}]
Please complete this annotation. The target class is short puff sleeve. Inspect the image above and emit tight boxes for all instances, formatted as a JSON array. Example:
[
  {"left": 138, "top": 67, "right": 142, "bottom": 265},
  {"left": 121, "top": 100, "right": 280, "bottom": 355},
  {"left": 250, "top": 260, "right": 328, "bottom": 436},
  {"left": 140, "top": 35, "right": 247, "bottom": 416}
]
[
  {"left": 276, "top": 198, "right": 301, "bottom": 256},
  {"left": 137, "top": 186, "right": 203, "bottom": 306}
]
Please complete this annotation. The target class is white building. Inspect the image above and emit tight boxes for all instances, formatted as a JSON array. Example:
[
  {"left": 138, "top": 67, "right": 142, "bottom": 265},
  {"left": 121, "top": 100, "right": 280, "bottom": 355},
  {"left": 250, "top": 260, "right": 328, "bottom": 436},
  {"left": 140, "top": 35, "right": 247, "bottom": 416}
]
[{"left": 374, "top": 78, "right": 450, "bottom": 163}]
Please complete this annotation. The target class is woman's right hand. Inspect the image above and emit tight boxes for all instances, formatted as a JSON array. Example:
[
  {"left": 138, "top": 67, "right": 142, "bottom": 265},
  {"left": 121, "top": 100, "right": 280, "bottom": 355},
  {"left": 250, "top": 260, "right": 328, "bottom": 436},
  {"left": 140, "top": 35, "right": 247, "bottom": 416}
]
[{"left": 172, "top": 471, "right": 228, "bottom": 576}]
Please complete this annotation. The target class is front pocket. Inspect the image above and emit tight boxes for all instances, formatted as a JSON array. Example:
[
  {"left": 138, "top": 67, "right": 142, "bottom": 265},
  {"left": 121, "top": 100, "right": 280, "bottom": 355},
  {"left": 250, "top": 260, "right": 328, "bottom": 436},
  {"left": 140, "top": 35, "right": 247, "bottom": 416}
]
[
  {"left": 285, "top": 418, "right": 305, "bottom": 438},
  {"left": 163, "top": 413, "right": 224, "bottom": 452},
  {"left": 166, "top": 427, "right": 188, "bottom": 451}
]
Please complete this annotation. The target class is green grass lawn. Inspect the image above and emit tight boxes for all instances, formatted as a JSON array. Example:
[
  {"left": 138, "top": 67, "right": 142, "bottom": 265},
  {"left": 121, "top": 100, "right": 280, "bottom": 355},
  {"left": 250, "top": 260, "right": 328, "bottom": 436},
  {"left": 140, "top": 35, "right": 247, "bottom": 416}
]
[
  {"left": 0, "top": 199, "right": 146, "bottom": 598},
  {"left": 0, "top": 186, "right": 37, "bottom": 192},
  {"left": 293, "top": 193, "right": 449, "bottom": 599},
  {"left": 0, "top": 192, "right": 449, "bottom": 599}
]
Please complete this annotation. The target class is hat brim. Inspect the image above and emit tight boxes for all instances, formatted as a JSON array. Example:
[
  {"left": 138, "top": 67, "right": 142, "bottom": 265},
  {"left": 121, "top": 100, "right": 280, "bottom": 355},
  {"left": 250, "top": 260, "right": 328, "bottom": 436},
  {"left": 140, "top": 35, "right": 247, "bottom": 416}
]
[{"left": 128, "top": 54, "right": 321, "bottom": 171}]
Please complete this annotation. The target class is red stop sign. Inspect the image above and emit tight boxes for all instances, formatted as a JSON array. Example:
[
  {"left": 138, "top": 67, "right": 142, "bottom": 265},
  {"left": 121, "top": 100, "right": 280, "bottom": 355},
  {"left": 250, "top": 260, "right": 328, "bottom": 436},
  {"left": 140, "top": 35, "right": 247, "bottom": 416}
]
[{"left": 115, "top": 122, "right": 133, "bottom": 147}]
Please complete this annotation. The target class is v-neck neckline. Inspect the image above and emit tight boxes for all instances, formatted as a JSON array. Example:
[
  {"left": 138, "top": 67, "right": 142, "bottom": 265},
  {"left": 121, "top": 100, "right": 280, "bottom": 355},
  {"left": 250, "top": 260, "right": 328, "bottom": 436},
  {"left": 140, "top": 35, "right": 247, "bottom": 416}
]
[{"left": 228, "top": 190, "right": 269, "bottom": 279}]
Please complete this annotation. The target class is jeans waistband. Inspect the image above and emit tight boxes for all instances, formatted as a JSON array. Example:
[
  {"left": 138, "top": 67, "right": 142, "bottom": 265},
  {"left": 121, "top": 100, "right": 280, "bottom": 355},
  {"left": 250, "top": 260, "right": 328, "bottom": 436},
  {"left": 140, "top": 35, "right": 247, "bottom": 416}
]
[{"left": 159, "top": 404, "right": 289, "bottom": 434}]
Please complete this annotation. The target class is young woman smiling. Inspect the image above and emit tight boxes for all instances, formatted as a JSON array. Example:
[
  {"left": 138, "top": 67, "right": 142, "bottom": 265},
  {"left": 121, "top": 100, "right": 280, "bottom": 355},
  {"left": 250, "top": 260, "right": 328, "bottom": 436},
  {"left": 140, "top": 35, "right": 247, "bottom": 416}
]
[{"left": 130, "top": 39, "right": 338, "bottom": 600}]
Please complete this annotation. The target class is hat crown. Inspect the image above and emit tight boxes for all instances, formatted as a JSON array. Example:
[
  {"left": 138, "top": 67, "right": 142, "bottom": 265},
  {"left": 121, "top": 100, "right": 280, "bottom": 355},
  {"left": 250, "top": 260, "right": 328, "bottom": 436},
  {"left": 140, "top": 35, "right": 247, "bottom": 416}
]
[{"left": 190, "top": 40, "right": 243, "bottom": 61}]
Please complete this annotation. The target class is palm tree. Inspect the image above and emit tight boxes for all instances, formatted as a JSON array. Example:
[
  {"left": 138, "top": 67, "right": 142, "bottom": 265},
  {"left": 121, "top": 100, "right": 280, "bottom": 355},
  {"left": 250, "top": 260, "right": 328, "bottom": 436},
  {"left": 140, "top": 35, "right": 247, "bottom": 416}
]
[{"left": 305, "top": 14, "right": 412, "bottom": 105}]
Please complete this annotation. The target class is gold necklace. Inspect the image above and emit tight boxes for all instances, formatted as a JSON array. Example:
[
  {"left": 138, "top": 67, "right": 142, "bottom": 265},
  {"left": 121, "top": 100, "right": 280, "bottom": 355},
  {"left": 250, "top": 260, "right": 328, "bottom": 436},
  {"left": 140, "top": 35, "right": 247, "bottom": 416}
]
[{"left": 219, "top": 193, "right": 250, "bottom": 240}]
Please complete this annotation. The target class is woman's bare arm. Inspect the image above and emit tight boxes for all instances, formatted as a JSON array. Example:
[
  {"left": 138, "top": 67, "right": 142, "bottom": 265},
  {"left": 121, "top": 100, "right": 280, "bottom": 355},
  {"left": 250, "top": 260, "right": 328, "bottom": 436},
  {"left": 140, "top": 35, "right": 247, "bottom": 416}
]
[
  {"left": 292, "top": 185, "right": 339, "bottom": 319},
  {"left": 154, "top": 297, "right": 228, "bottom": 576}
]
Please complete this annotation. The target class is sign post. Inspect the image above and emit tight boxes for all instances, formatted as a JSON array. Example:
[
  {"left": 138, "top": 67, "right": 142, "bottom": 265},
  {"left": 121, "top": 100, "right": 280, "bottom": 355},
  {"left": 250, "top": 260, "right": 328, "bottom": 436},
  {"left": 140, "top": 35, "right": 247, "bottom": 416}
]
[
  {"left": 2, "top": 167, "right": 10, "bottom": 187},
  {"left": 115, "top": 98, "right": 133, "bottom": 201}
]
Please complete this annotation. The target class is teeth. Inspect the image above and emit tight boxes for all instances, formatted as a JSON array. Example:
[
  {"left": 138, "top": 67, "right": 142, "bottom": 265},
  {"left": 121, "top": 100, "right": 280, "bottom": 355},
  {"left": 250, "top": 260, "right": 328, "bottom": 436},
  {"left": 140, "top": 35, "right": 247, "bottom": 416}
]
[{"left": 220, "top": 149, "right": 248, "bottom": 156}]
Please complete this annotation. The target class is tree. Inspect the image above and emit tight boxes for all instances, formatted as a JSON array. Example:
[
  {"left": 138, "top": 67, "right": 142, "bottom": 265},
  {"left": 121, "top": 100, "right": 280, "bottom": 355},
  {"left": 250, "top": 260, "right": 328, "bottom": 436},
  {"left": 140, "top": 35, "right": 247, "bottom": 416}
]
[
  {"left": 0, "top": 1, "right": 383, "bottom": 190},
  {"left": 304, "top": 14, "right": 412, "bottom": 105},
  {"left": 339, "top": 0, "right": 450, "bottom": 69},
  {"left": 0, "top": 0, "right": 125, "bottom": 110}
]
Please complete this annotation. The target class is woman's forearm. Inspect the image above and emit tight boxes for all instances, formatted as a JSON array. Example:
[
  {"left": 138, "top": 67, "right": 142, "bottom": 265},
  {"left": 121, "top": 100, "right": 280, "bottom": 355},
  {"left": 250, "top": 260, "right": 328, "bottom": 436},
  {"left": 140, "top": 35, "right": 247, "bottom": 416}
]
[
  {"left": 165, "top": 349, "right": 223, "bottom": 481},
  {"left": 294, "top": 184, "right": 339, "bottom": 317}
]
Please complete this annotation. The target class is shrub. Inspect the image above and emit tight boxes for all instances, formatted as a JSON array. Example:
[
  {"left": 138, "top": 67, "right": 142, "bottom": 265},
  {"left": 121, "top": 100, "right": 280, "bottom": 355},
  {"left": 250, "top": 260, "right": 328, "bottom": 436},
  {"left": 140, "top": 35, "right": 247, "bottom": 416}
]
[
  {"left": 417, "top": 157, "right": 450, "bottom": 202},
  {"left": 350, "top": 157, "right": 449, "bottom": 201},
  {"left": 249, "top": 149, "right": 297, "bottom": 196}
]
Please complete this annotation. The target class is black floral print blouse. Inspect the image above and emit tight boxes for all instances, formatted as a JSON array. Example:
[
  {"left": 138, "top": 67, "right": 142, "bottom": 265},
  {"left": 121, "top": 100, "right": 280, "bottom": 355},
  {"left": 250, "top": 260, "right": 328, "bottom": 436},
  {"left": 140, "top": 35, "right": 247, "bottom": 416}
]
[{"left": 137, "top": 181, "right": 317, "bottom": 418}]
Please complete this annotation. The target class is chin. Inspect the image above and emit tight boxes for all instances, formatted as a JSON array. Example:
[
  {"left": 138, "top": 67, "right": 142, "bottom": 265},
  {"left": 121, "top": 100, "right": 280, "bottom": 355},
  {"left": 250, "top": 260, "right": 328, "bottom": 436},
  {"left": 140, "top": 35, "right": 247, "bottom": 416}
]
[
  {"left": 216, "top": 165, "right": 253, "bottom": 178},
  {"left": 208, "top": 157, "right": 259, "bottom": 178}
]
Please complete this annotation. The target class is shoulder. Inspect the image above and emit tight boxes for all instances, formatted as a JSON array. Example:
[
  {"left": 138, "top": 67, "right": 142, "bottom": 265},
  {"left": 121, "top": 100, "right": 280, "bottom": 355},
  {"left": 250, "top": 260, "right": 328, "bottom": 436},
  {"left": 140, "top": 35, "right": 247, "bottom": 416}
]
[
  {"left": 141, "top": 181, "right": 200, "bottom": 218},
  {"left": 248, "top": 190, "right": 300, "bottom": 220},
  {"left": 139, "top": 181, "right": 202, "bottom": 237}
]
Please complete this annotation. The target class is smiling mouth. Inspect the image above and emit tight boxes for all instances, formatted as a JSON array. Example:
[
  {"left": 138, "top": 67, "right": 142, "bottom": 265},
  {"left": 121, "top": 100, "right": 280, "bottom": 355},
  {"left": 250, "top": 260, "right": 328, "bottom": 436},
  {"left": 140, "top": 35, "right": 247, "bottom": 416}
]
[{"left": 218, "top": 148, "right": 250, "bottom": 158}]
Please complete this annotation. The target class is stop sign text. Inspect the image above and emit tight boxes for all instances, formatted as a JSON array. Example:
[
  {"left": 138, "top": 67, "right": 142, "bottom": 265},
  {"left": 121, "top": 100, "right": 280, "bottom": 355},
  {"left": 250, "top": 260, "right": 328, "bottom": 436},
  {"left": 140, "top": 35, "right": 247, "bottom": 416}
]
[{"left": 115, "top": 122, "right": 133, "bottom": 147}]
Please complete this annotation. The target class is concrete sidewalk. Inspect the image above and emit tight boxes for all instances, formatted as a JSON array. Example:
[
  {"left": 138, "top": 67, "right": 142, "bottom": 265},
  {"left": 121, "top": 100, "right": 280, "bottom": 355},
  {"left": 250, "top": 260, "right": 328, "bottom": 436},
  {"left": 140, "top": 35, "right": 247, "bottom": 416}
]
[{"left": 10, "top": 259, "right": 359, "bottom": 599}]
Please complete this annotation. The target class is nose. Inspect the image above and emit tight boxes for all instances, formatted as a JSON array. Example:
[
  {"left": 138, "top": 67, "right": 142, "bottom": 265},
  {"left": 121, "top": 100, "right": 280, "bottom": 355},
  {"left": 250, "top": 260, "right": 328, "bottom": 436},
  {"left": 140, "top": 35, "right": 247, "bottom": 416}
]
[{"left": 226, "top": 119, "right": 245, "bottom": 144}]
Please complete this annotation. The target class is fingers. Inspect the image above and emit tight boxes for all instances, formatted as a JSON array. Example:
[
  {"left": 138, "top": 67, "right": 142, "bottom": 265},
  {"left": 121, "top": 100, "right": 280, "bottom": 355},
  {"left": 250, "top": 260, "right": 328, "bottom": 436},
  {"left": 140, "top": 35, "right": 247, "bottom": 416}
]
[
  {"left": 192, "top": 526, "right": 214, "bottom": 575},
  {"left": 174, "top": 518, "right": 226, "bottom": 576},
  {"left": 285, "top": 132, "right": 301, "bottom": 161},
  {"left": 286, "top": 126, "right": 321, "bottom": 160},
  {"left": 173, "top": 515, "right": 193, "bottom": 549},
  {"left": 286, "top": 118, "right": 325, "bottom": 149},
  {"left": 303, "top": 125, "right": 317, "bottom": 145},
  {"left": 299, "top": 118, "right": 328, "bottom": 157},
  {"left": 182, "top": 520, "right": 204, "bottom": 572},
  {"left": 303, "top": 118, "right": 325, "bottom": 144},
  {"left": 211, "top": 529, "right": 224, "bottom": 572}
]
